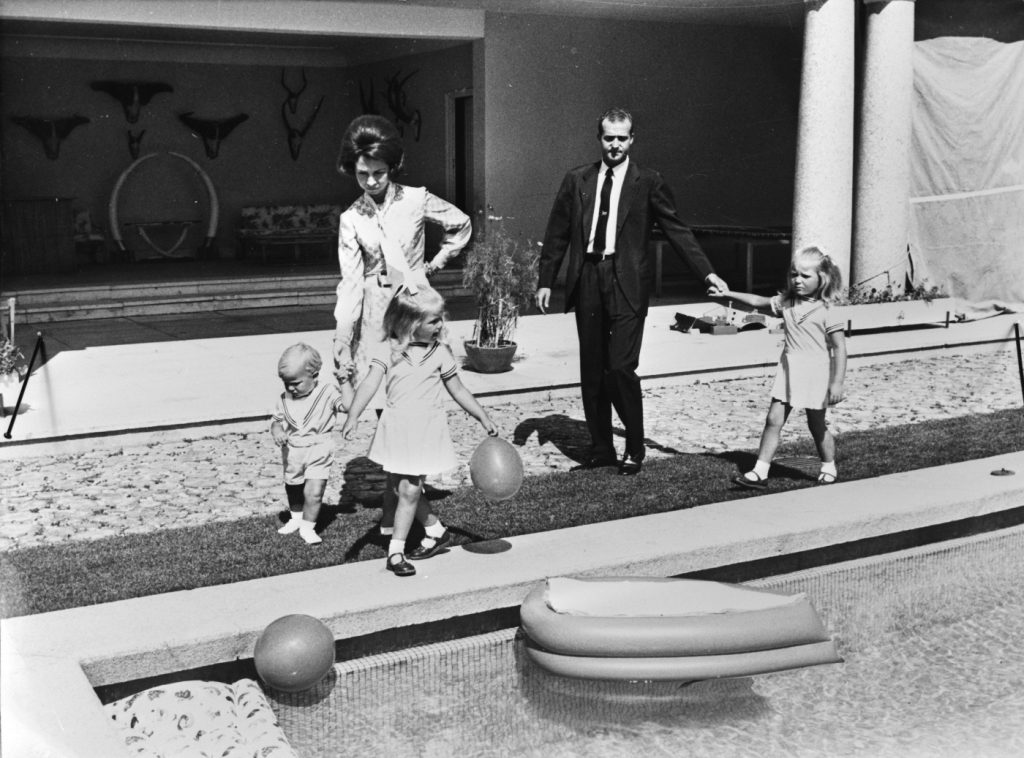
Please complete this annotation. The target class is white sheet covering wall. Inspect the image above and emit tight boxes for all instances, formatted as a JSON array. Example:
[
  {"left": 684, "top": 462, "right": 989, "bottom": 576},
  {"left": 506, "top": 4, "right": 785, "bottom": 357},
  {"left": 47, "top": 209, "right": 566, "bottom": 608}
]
[{"left": 910, "top": 37, "right": 1024, "bottom": 314}]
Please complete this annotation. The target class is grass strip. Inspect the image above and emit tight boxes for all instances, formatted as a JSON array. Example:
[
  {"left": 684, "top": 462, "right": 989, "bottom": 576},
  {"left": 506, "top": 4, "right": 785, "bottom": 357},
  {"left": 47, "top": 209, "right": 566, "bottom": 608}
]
[{"left": 2, "top": 408, "right": 1022, "bottom": 618}]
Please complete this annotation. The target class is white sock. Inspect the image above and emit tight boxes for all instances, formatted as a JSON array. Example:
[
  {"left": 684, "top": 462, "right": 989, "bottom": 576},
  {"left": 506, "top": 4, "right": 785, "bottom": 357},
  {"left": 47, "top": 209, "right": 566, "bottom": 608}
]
[
  {"left": 388, "top": 539, "right": 406, "bottom": 558},
  {"left": 752, "top": 459, "right": 771, "bottom": 478},
  {"left": 820, "top": 461, "right": 837, "bottom": 477},
  {"left": 299, "top": 519, "right": 321, "bottom": 544},
  {"left": 379, "top": 526, "right": 394, "bottom": 537},
  {"left": 419, "top": 520, "right": 446, "bottom": 548},
  {"left": 277, "top": 511, "right": 302, "bottom": 534},
  {"left": 425, "top": 520, "right": 446, "bottom": 538}
]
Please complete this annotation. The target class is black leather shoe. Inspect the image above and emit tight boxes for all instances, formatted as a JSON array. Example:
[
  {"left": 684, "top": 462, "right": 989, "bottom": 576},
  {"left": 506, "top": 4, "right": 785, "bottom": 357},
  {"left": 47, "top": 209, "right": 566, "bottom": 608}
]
[
  {"left": 618, "top": 456, "right": 643, "bottom": 476},
  {"left": 572, "top": 456, "right": 617, "bottom": 471},
  {"left": 407, "top": 530, "right": 451, "bottom": 560},
  {"left": 386, "top": 554, "right": 416, "bottom": 576}
]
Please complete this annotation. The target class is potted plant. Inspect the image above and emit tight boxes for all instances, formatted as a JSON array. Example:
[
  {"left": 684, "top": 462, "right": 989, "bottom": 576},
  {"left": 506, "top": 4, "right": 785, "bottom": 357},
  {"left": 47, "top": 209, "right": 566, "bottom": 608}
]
[
  {"left": 461, "top": 213, "right": 540, "bottom": 373},
  {"left": 0, "top": 338, "right": 27, "bottom": 415}
]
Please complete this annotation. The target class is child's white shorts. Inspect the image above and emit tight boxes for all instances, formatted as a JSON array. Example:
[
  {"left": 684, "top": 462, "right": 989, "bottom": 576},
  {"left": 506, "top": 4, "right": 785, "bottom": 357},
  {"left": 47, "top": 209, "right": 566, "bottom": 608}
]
[{"left": 282, "top": 436, "right": 334, "bottom": 484}]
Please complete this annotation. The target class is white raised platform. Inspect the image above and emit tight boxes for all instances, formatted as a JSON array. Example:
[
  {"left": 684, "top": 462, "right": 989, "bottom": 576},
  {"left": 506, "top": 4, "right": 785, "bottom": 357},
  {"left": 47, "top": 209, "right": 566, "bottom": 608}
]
[{"left": 3, "top": 305, "right": 1020, "bottom": 454}]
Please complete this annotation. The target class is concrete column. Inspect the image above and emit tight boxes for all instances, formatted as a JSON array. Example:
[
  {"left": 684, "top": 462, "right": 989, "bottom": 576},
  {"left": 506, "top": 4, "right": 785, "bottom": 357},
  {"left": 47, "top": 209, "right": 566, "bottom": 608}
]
[
  {"left": 792, "top": 0, "right": 856, "bottom": 280},
  {"left": 852, "top": 0, "right": 916, "bottom": 292}
]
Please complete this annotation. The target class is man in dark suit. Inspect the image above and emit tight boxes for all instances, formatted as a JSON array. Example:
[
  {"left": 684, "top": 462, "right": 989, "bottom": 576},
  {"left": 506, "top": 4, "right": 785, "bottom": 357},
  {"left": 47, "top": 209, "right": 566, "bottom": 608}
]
[{"left": 536, "top": 107, "right": 728, "bottom": 475}]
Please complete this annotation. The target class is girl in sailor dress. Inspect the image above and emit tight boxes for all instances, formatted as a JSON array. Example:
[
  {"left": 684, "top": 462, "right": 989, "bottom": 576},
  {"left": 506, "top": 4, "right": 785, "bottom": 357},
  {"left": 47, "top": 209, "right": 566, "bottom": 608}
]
[
  {"left": 708, "top": 246, "right": 848, "bottom": 489},
  {"left": 343, "top": 285, "right": 497, "bottom": 577}
]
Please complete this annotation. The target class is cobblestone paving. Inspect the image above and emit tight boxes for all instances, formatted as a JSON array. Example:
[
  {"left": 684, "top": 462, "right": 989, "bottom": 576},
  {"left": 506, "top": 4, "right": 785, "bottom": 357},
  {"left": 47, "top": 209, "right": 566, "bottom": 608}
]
[{"left": 1, "top": 350, "right": 1020, "bottom": 552}]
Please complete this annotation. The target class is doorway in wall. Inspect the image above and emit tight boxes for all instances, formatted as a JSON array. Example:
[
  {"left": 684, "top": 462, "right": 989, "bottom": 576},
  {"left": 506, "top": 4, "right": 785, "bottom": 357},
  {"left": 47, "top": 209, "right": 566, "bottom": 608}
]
[{"left": 446, "top": 88, "right": 474, "bottom": 216}]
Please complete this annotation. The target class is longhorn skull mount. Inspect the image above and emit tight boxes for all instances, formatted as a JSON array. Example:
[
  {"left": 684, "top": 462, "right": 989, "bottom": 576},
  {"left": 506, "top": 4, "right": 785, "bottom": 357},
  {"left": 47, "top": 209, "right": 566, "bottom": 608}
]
[
  {"left": 10, "top": 115, "right": 90, "bottom": 159},
  {"left": 178, "top": 112, "right": 249, "bottom": 159},
  {"left": 90, "top": 81, "right": 173, "bottom": 124}
]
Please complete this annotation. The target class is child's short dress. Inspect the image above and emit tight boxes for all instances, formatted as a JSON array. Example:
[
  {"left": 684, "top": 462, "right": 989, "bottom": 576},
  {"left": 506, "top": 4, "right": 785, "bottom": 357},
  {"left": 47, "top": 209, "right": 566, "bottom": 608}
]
[
  {"left": 272, "top": 382, "right": 348, "bottom": 484},
  {"left": 367, "top": 340, "right": 460, "bottom": 475},
  {"left": 769, "top": 296, "right": 845, "bottom": 410}
]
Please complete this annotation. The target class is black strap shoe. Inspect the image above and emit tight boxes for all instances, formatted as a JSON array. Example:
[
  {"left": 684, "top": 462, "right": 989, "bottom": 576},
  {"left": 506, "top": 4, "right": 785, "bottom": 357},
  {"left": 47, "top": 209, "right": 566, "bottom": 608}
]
[
  {"left": 408, "top": 530, "right": 451, "bottom": 560},
  {"left": 386, "top": 554, "right": 416, "bottom": 576}
]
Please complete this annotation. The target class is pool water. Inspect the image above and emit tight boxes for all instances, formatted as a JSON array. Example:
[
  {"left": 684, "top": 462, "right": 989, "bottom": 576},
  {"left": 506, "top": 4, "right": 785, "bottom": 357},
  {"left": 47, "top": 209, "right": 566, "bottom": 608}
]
[{"left": 270, "top": 526, "right": 1024, "bottom": 757}]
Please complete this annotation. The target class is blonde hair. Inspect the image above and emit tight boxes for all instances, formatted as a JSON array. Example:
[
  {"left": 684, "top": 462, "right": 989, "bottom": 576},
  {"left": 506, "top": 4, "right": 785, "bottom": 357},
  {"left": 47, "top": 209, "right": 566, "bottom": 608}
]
[
  {"left": 382, "top": 286, "right": 446, "bottom": 348},
  {"left": 780, "top": 246, "right": 844, "bottom": 304},
  {"left": 278, "top": 342, "right": 322, "bottom": 377}
]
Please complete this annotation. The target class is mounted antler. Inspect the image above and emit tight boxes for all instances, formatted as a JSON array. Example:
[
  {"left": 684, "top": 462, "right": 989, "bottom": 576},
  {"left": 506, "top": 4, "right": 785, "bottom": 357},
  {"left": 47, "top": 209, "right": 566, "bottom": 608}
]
[
  {"left": 280, "top": 68, "right": 308, "bottom": 115},
  {"left": 91, "top": 81, "right": 173, "bottom": 123},
  {"left": 281, "top": 97, "right": 324, "bottom": 160},
  {"left": 10, "top": 115, "right": 90, "bottom": 159},
  {"left": 359, "top": 79, "right": 378, "bottom": 115},
  {"left": 178, "top": 112, "right": 249, "bottom": 159},
  {"left": 385, "top": 69, "right": 422, "bottom": 141}
]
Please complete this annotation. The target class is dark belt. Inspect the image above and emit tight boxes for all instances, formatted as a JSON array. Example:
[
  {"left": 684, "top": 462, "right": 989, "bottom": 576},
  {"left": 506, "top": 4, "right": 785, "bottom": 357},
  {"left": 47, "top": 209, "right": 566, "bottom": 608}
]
[{"left": 584, "top": 252, "right": 615, "bottom": 262}]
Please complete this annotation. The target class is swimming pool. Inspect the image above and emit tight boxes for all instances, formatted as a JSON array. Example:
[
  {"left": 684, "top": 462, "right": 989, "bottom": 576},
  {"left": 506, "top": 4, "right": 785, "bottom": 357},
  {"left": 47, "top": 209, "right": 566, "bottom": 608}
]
[{"left": 269, "top": 525, "right": 1024, "bottom": 757}]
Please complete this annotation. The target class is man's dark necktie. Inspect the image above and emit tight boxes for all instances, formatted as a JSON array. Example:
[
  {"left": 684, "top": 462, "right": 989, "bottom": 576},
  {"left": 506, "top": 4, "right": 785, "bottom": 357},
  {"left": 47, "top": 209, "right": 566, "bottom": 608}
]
[{"left": 593, "top": 168, "right": 614, "bottom": 253}]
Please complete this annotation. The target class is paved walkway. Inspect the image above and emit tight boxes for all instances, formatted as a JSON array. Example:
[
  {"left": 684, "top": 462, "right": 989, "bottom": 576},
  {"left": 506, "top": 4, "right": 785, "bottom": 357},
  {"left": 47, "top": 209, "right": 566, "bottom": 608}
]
[{"left": 1, "top": 347, "right": 1019, "bottom": 551}]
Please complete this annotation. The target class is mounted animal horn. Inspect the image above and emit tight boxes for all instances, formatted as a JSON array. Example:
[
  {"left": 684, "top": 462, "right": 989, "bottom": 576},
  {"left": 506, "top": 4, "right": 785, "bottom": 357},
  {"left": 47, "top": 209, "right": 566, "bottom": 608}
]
[
  {"left": 91, "top": 81, "right": 173, "bottom": 124},
  {"left": 385, "top": 69, "right": 422, "bottom": 141},
  {"left": 359, "top": 79, "right": 378, "bottom": 115},
  {"left": 281, "top": 97, "right": 324, "bottom": 161},
  {"left": 281, "top": 68, "right": 307, "bottom": 115},
  {"left": 178, "top": 112, "right": 248, "bottom": 159},
  {"left": 10, "top": 115, "right": 90, "bottom": 159}
]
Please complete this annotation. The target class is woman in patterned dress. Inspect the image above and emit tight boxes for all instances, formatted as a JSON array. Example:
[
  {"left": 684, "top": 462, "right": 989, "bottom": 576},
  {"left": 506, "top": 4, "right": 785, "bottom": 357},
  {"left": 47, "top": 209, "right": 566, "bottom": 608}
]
[{"left": 333, "top": 115, "right": 472, "bottom": 536}]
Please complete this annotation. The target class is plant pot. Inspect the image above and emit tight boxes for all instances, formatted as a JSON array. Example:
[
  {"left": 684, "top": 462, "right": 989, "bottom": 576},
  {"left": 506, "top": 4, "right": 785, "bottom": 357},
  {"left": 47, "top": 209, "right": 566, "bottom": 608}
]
[
  {"left": 844, "top": 298, "right": 954, "bottom": 332},
  {"left": 0, "top": 371, "right": 21, "bottom": 416},
  {"left": 463, "top": 340, "right": 517, "bottom": 373}
]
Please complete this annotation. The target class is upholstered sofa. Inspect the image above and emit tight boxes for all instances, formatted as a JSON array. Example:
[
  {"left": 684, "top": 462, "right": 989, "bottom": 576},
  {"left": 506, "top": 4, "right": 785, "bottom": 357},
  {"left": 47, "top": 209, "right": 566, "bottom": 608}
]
[{"left": 237, "top": 203, "right": 341, "bottom": 262}]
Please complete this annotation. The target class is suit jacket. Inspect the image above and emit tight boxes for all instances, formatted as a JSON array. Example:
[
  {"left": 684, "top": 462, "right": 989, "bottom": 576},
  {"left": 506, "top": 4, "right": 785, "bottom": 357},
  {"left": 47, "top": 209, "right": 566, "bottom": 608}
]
[{"left": 539, "top": 160, "right": 714, "bottom": 315}]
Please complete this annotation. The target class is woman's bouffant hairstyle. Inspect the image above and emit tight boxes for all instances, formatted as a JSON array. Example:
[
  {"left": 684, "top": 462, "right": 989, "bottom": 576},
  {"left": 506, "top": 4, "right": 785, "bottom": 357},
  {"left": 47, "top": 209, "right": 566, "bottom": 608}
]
[
  {"left": 780, "top": 246, "right": 844, "bottom": 304},
  {"left": 336, "top": 115, "right": 404, "bottom": 176},
  {"left": 383, "top": 286, "right": 446, "bottom": 347},
  {"left": 278, "top": 342, "right": 323, "bottom": 376}
]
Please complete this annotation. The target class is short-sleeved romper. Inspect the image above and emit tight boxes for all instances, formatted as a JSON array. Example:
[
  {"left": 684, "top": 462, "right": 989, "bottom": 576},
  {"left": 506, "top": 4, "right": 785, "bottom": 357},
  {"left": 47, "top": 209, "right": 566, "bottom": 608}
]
[
  {"left": 770, "top": 296, "right": 845, "bottom": 410},
  {"left": 272, "top": 382, "right": 348, "bottom": 484},
  {"left": 367, "top": 340, "right": 460, "bottom": 475}
]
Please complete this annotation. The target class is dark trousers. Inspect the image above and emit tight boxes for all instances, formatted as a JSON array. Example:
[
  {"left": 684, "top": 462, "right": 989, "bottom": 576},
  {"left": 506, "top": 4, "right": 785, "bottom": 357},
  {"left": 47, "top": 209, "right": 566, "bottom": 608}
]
[{"left": 574, "top": 257, "right": 646, "bottom": 462}]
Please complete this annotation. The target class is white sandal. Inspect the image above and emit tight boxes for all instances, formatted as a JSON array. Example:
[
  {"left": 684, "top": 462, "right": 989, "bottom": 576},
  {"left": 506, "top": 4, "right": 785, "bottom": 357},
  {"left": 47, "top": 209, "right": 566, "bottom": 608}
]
[{"left": 817, "top": 471, "right": 837, "bottom": 485}]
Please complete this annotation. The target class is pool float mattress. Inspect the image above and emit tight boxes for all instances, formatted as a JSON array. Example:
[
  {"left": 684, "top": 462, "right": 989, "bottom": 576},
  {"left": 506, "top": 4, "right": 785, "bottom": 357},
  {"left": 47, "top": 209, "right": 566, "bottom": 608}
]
[{"left": 520, "top": 576, "right": 841, "bottom": 681}]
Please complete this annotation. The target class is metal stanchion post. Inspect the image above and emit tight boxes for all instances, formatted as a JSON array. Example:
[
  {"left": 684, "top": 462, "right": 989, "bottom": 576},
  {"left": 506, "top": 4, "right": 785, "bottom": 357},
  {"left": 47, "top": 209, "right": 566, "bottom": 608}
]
[
  {"left": 4, "top": 332, "right": 44, "bottom": 439},
  {"left": 1015, "top": 322, "right": 1024, "bottom": 407}
]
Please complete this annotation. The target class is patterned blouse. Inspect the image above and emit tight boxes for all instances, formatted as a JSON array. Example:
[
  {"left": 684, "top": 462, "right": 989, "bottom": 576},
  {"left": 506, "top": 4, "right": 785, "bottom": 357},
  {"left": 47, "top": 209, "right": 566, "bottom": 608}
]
[{"left": 333, "top": 183, "right": 471, "bottom": 348}]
